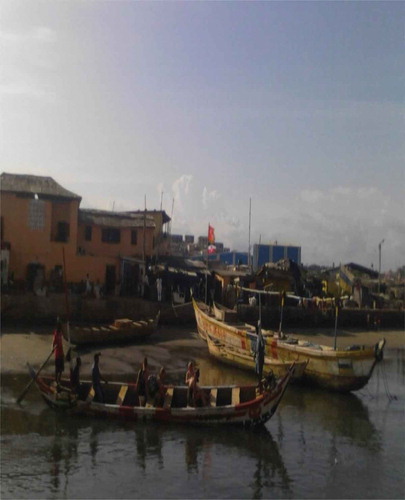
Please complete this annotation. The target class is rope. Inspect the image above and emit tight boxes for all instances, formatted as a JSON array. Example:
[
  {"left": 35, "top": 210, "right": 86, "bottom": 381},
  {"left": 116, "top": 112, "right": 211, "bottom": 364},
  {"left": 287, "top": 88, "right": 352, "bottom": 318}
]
[{"left": 380, "top": 360, "right": 396, "bottom": 401}]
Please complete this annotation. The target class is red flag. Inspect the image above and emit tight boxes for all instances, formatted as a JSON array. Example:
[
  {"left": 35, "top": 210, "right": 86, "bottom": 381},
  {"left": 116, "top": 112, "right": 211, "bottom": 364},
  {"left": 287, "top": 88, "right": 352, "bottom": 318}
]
[
  {"left": 208, "top": 224, "right": 216, "bottom": 254},
  {"left": 208, "top": 224, "right": 215, "bottom": 244}
]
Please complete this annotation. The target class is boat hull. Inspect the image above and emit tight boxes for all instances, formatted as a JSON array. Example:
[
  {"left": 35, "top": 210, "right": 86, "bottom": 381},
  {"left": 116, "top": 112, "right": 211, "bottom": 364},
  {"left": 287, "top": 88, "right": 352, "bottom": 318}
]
[
  {"left": 63, "top": 312, "right": 160, "bottom": 345},
  {"left": 30, "top": 366, "right": 294, "bottom": 427},
  {"left": 193, "top": 299, "right": 385, "bottom": 393},
  {"left": 206, "top": 335, "right": 307, "bottom": 381}
]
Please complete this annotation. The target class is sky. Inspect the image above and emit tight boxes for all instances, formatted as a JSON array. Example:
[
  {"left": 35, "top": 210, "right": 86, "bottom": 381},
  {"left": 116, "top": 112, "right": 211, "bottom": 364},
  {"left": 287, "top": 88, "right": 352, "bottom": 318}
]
[{"left": 1, "top": 1, "right": 404, "bottom": 272}]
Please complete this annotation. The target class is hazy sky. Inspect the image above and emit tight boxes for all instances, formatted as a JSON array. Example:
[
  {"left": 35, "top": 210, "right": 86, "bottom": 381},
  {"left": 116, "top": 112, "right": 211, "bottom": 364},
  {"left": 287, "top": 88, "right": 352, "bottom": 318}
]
[{"left": 1, "top": 1, "right": 404, "bottom": 271}]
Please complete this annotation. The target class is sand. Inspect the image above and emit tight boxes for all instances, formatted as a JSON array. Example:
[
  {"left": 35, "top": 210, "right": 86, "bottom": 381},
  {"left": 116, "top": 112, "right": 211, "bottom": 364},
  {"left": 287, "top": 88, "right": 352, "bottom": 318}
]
[{"left": 1, "top": 323, "right": 403, "bottom": 384}]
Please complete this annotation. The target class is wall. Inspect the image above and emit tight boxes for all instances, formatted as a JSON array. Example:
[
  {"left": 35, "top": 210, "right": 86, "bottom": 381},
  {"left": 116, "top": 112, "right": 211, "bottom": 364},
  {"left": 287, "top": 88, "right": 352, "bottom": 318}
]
[
  {"left": 1, "top": 193, "right": 79, "bottom": 282},
  {"left": 78, "top": 223, "right": 154, "bottom": 259}
]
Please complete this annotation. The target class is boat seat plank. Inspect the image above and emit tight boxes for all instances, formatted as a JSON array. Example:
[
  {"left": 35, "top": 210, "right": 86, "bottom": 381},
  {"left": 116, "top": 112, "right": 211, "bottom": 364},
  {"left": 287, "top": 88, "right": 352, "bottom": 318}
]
[
  {"left": 163, "top": 387, "right": 174, "bottom": 408},
  {"left": 231, "top": 387, "right": 240, "bottom": 406},
  {"left": 116, "top": 385, "right": 128, "bottom": 405},
  {"left": 210, "top": 388, "right": 217, "bottom": 407}
]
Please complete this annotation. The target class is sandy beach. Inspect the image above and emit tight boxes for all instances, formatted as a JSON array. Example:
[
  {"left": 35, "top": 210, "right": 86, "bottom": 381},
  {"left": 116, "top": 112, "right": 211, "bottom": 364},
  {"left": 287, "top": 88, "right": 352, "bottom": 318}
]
[{"left": 1, "top": 324, "right": 403, "bottom": 384}]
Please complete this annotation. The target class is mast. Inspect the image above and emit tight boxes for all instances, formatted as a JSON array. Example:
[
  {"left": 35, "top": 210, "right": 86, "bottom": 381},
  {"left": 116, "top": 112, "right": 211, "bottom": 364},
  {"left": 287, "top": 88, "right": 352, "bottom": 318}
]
[
  {"left": 143, "top": 195, "right": 146, "bottom": 263},
  {"left": 169, "top": 197, "right": 174, "bottom": 254},
  {"left": 248, "top": 198, "right": 252, "bottom": 272},
  {"left": 205, "top": 222, "right": 209, "bottom": 304}
]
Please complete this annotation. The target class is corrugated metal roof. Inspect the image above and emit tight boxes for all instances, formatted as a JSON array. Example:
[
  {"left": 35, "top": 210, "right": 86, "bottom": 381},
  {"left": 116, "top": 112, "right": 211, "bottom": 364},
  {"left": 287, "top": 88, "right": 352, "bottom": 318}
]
[
  {"left": 127, "top": 209, "right": 171, "bottom": 224},
  {"left": 213, "top": 269, "right": 249, "bottom": 278},
  {"left": 0, "top": 173, "right": 81, "bottom": 200},
  {"left": 79, "top": 209, "right": 155, "bottom": 228}
]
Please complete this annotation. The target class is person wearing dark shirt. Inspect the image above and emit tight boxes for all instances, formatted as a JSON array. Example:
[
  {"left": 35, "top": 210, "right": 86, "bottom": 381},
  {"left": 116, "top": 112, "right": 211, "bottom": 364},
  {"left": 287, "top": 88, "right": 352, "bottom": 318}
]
[
  {"left": 70, "top": 357, "right": 81, "bottom": 393},
  {"left": 255, "top": 321, "right": 265, "bottom": 393},
  {"left": 136, "top": 357, "right": 149, "bottom": 406},
  {"left": 92, "top": 353, "right": 107, "bottom": 403}
]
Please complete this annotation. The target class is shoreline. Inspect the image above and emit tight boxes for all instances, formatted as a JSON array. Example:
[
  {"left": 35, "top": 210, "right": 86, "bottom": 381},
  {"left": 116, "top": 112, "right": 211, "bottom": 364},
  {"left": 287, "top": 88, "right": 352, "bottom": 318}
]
[{"left": 1, "top": 325, "right": 403, "bottom": 381}]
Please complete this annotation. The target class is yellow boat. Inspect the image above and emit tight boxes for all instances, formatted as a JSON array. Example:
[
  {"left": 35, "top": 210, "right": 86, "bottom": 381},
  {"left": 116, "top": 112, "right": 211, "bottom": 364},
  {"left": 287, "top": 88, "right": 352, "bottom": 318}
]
[
  {"left": 206, "top": 334, "right": 308, "bottom": 381},
  {"left": 193, "top": 299, "right": 386, "bottom": 393}
]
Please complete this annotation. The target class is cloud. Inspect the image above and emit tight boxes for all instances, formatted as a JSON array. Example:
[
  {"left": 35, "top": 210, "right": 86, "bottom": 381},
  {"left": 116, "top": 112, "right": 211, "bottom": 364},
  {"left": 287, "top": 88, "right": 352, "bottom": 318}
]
[
  {"left": 0, "top": 26, "right": 56, "bottom": 45},
  {"left": 202, "top": 187, "right": 220, "bottom": 210},
  {"left": 170, "top": 175, "right": 193, "bottom": 222},
  {"left": 0, "top": 26, "right": 57, "bottom": 101},
  {"left": 268, "top": 186, "right": 405, "bottom": 269}
]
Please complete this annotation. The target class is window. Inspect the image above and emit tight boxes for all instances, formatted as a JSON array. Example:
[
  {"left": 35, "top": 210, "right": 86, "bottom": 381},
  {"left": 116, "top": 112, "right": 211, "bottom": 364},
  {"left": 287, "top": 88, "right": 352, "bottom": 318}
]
[
  {"left": 29, "top": 199, "right": 45, "bottom": 230},
  {"left": 131, "top": 230, "right": 138, "bottom": 245},
  {"left": 102, "top": 227, "right": 120, "bottom": 244},
  {"left": 85, "top": 225, "right": 92, "bottom": 241},
  {"left": 56, "top": 222, "right": 69, "bottom": 242}
]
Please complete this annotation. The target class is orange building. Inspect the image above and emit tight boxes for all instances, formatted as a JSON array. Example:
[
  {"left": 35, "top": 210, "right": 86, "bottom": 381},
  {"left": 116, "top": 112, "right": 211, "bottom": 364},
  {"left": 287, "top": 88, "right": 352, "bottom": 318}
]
[{"left": 0, "top": 173, "right": 168, "bottom": 295}]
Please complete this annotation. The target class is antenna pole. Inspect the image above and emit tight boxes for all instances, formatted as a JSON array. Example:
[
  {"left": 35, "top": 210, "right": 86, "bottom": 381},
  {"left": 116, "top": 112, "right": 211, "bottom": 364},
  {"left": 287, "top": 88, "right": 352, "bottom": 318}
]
[
  {"left": 248, "top": 198, "right": 252, "bottom": 272},
  {"left": 143, "top": 195, "right": 146, "bottom": 263}
]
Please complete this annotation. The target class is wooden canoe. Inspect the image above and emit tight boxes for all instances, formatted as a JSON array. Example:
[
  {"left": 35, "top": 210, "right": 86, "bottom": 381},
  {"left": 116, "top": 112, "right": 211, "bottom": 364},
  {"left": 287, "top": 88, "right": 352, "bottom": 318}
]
[
  {"left": 193, "top": 299, "right": 386, "bottom": 393},
  {"left": 213, "top": 302, "right": 238, "bottom": 322},
  {"left": 28, "top": 363, "right": 295, "bottom": 427},
  {"left": 63, "top": 311, "right": 160, "bottom": 346},
  {"left": 206, "top": 334, "right": 307, "bottom": 381}
]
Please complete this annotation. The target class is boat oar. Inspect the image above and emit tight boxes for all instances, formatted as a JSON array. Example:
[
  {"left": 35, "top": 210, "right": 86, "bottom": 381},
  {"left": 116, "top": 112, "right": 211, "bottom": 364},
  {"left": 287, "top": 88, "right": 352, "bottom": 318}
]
[{"left": 16, "top": 347, "right": 55, "bottom": 405}]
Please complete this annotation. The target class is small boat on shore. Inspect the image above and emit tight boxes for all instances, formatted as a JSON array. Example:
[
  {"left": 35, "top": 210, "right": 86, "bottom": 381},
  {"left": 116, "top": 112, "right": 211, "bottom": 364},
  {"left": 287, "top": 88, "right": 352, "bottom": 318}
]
[
  {"left": 193, "top": 299, "right": 386, "bottom": 393},
  {"left": 213, "top": 302, "right": 238, "bottom": 322},
  {"left": 28, "top": 363, "right": 295, "bottom": 427},
  {"left": 62, "top": 311, "right": 160, "bottom": 346},
  {"left": 206, "top": 334, "right": 308, "bottom": 381}
]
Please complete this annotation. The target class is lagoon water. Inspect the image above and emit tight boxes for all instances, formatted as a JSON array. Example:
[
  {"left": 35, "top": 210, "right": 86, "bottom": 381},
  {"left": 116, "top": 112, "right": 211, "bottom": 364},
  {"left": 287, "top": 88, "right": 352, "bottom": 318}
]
[{"left": 1, "top": 347, "right": 404, "bottom": 499}]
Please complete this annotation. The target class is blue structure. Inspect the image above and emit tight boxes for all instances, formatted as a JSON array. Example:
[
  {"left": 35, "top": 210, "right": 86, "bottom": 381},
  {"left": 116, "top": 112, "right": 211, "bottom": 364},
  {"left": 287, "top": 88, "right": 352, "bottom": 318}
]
[
  {"left": 190, "top": 251, "right": 249, "bottom": 265},
  {"left": 219, "top": 251, "right": 249, "bottom": 266},
  {"left": 253, "top": 244, "right": 301, "bottom": 271}
]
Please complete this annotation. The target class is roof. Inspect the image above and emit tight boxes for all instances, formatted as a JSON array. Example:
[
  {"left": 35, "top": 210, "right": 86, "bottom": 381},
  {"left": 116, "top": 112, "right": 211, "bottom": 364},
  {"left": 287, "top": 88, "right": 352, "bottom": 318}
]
[
  {"left": 213, "top": 269, "right": 250, "bottom": 278},
  {"left": 155, "top": 256, "right": 208, "bottom": 272},
  {"left": 0, "top": 173, "right": 81, "bottom": 201},
  {"left": 344, "top": 262, "right": 379, "bottom": 279},
  {"left": 126, "top": 210, "right": 171, "bottom": 224},
  {"left": 79, "top": 209, "right": 156, "bottom": 228}
]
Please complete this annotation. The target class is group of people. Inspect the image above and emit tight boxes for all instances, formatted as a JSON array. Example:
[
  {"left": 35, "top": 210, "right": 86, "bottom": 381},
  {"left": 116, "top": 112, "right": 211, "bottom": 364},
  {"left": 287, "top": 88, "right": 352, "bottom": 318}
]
[
  {"left": 52, "top": 317, "right": 266, "bottom": 407},
  {"left": 52, "top": 320, "right": 106, "bottom": 402}
]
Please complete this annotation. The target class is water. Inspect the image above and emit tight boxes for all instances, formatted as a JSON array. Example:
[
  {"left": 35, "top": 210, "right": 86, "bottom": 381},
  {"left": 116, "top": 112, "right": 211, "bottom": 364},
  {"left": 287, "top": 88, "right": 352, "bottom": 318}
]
[{"left": 1, "top": 348, "right": 404, "bottom": 499}]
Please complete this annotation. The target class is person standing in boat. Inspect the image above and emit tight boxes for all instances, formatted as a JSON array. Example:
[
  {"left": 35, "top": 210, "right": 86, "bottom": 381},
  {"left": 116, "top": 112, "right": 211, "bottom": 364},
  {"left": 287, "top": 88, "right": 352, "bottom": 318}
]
[
  {"left": 148, "top": 366, "right": 167, "bottom": 407},
  {"left": 92, "top": 353, "right": 107, "bottom": 403},
  {"left": 136, "top": 357, "right": 149, "bottom": 406},
  {"left": 70, "top": 357, "right": 81, "bottom": 393},
  {"left": 156, "top": 276, "right": 163, "bottom": 302},
  {"left": 52, "top": 320, "right": 65, "bottom": 386},
  {"left": 255, "top": 321, "right": 265, "bottom": 393},
  {"left": 187, "top": 368, "right": 208, "bottom": 407},
  {"left": 185, "top": 361, "right": 195, "bottom": 385}
]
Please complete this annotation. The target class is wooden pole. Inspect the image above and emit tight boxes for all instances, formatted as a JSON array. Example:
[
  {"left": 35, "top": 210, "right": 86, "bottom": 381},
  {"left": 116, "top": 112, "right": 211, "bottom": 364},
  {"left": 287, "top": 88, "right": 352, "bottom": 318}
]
[
  {"left": 143, "top": 195, "right": 146, "bottom": 264},
  {"left": 205, "top": 223, "right": 209, "bottom": 304},
  {"left": 333, "top": 304, "right": 339, "bottom": 350},
  {"left": 16, "top": 348, "right": 55, "bottom": 404},
  {"left": 248, "top": 198, "right": 252, "bottom": 272},
  {"left": 279, "top": 292, "right": 285, "bottom": 335},
  {"left": 62, "top": 247, "right": 73, "bottom": 371}
]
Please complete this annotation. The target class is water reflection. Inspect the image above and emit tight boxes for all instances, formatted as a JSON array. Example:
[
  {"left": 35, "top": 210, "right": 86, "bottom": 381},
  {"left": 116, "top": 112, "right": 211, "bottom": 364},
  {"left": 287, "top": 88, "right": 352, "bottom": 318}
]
[
  {"left": 134, "top": 425, "right": 164, "bottom": 470},
  {"left": 283, "top": 385, "right": 381, "bottom": 451},
  {"left": 182, "top": 425, "right": 292, "bottom": 498},
  {"left": 1, "top": 348, "right": 404, "bottom": 499}
]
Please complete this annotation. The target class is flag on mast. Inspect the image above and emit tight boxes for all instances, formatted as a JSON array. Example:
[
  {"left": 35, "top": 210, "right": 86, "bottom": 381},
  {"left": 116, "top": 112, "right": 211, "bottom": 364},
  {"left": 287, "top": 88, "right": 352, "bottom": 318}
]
[{"left": 208, "top": 224, "right": 216, "bottom": 254}]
